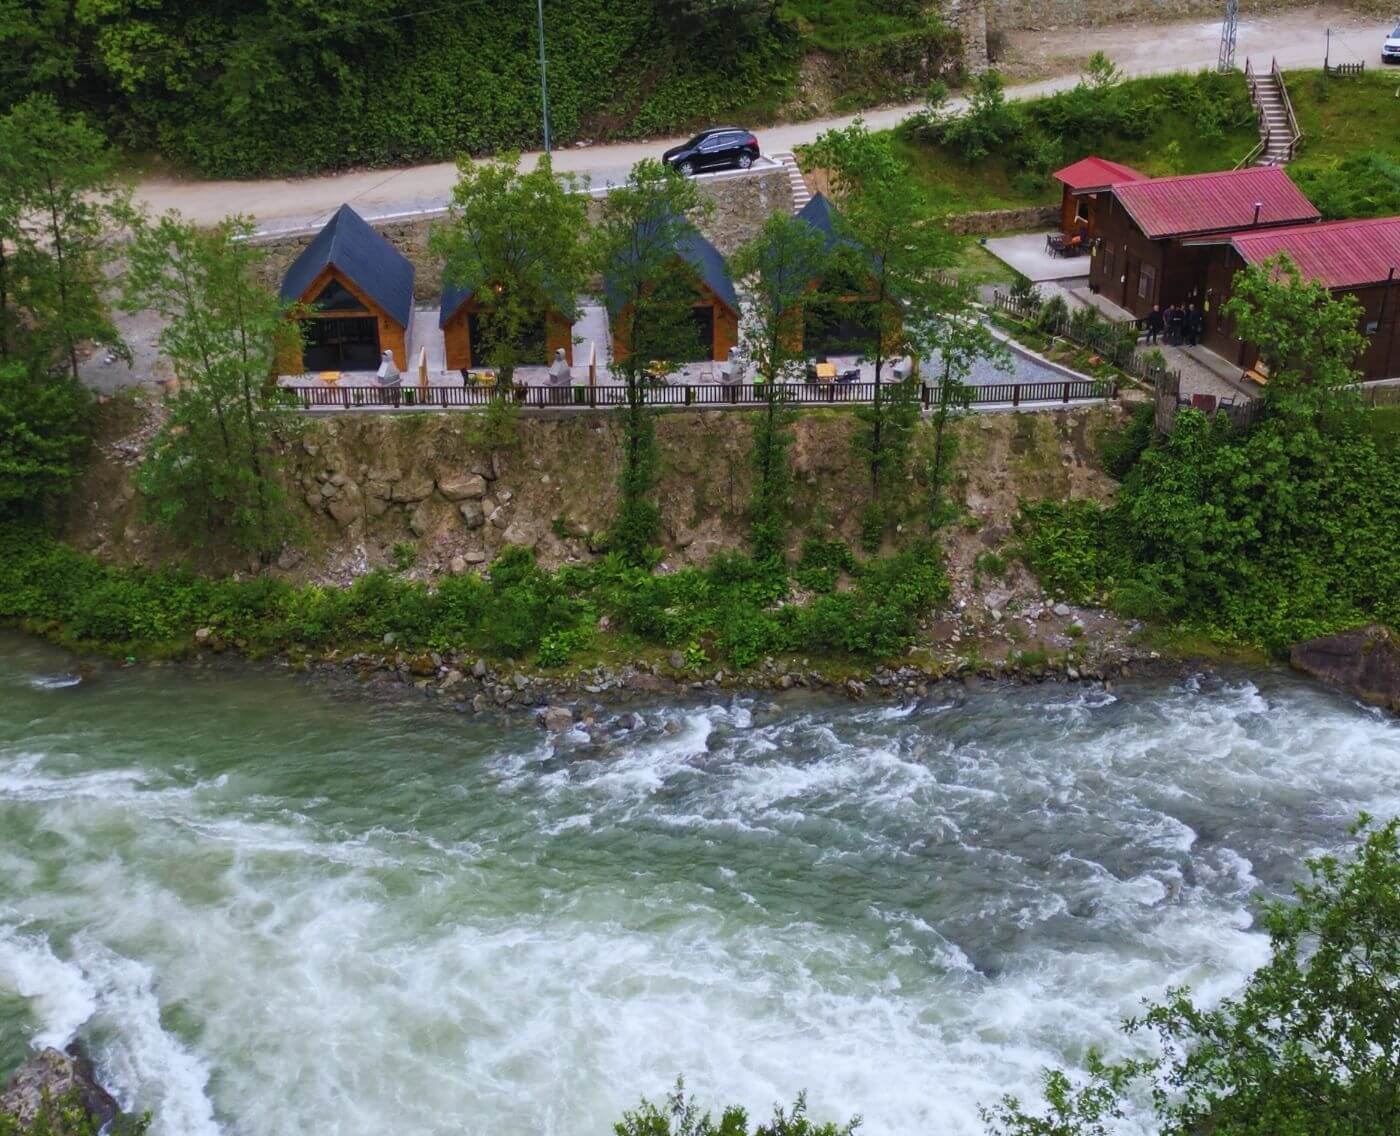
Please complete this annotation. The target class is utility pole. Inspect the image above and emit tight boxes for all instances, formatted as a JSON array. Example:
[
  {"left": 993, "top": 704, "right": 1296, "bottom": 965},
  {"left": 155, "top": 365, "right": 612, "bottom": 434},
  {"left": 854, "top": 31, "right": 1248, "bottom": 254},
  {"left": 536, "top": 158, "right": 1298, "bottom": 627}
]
[
  {"left": 536, "top": 0, "right": 551, "bottom": 155},
  {"left": 1218, "top": 0, "right": 1239, "bottom": 72}
]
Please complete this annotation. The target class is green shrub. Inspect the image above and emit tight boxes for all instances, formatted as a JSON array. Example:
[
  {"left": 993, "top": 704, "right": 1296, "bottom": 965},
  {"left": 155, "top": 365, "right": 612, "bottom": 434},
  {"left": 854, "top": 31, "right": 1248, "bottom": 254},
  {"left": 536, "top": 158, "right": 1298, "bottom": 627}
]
[{"left": 1098, "top": 402, "right": 1156, "bottom": 480}]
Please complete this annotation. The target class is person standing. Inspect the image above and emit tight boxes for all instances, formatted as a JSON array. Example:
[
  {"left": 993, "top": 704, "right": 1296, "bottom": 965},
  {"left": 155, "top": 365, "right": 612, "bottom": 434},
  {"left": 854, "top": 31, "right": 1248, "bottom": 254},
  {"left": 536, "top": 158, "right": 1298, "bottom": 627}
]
[
  {"left": 1166, "top": 303, "right": 1184, "bottom": 346},
  {"left": 1184, "top": 303, "right": 1202, "bottom": 348},
  {"left": 1144, "top": 304, "right": 1164, "bottom": 345}
]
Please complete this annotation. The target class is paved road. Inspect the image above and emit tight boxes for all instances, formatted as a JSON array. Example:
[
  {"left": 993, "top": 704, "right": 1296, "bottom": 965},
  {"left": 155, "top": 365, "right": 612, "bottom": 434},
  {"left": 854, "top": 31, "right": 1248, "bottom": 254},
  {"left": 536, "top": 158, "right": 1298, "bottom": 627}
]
[{"left": 128, "top": 8, "right": 1390, "bottom": 233}]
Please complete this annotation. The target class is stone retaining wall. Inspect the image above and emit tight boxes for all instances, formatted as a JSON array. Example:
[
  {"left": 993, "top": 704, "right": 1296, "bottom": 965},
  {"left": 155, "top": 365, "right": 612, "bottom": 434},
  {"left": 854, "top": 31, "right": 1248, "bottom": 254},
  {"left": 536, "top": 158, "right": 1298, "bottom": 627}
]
[
  {"left": 944, "top": 204, "right": 1059, "bottom": 235},
  {"left": 250, "top": 166, "right": 791, "bottom": 302}
]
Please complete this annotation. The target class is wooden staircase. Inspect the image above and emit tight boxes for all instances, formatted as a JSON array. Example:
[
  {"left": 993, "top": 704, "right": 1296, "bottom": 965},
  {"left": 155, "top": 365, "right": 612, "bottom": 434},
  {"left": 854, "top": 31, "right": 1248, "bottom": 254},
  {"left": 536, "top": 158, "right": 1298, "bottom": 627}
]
[
  {"left": 773, "top": 152, "right": 812, "bottom": 213},
  {"left": 1243, "top": 57, "right": 1302, "bottom": 167}
]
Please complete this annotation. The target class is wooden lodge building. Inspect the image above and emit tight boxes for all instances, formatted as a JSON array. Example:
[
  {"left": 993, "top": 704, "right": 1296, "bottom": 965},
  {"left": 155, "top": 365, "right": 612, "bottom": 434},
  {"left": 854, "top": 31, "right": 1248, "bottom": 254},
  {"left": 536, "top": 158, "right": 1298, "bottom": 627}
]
[
  {"left": 279, "top": 204, "right": 415, "bottom": 373},
  {"left": 1185, "top": 216, "right": 1400, "bottom": 382},
  {"left": 1051, "top": 156, "right": 1146, "bottom": 239},
  {"left": 1085, "top": 165, "right": 1320, "bottom": 319},
  {"left": 439, "top": 282, "right": 574, "bottom": 372},
  {"left": 605, "top": 222, "right": 739, "bottom": 364}
]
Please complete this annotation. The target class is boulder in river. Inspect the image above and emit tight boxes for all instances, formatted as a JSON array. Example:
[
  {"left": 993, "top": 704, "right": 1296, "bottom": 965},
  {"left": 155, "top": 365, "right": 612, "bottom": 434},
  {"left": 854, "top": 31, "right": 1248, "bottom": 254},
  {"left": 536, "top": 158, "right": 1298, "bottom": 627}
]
[
  {"left": 1, "top": 1047, "right": 120, "bottom": 1130},
  {"left": 1291, "top": 624, "right": 1400, "bottom": 714}
]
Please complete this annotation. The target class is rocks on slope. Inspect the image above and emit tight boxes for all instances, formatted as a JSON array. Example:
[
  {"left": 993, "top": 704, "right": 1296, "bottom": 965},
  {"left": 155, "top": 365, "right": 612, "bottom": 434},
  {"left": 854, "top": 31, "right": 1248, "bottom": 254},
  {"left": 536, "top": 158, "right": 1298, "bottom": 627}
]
[{"left": 1, "top": 1047, "right": 121, "bottom": 1130}]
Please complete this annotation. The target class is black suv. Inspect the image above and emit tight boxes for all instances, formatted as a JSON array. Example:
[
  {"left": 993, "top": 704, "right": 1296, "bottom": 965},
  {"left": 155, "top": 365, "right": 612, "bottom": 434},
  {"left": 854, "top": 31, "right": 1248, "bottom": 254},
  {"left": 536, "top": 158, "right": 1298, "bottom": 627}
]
[{"left": 663, "top": 128, "right": 760, "bottom": 176}]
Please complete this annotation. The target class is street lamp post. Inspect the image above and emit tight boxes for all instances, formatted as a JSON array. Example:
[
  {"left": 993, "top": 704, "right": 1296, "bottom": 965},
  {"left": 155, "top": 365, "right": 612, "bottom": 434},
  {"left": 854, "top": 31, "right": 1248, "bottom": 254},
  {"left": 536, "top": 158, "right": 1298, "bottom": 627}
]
[{"left": 536, "top": 0, "right": 551, "bottom": 155}]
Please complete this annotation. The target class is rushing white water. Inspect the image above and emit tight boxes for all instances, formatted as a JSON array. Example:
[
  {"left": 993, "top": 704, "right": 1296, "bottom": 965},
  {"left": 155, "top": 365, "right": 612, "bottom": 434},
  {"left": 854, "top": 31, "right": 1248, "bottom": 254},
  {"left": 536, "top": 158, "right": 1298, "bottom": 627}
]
[{"left": 0, "top": 633, "right": 1397, "bottom": 1136}]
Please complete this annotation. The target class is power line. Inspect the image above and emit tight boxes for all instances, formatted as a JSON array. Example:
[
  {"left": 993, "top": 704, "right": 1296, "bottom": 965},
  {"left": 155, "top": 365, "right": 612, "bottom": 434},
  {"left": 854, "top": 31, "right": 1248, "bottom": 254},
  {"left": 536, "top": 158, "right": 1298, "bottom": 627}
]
[{"left": 1217, "top": 0, "right": 1239, "bottom": 72}]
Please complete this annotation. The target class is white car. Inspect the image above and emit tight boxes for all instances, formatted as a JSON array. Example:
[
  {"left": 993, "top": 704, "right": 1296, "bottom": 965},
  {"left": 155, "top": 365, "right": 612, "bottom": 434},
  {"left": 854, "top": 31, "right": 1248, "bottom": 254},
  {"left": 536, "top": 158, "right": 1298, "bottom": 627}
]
[{"left": 1384, "top": 22, "right": 1400, "bottom": 65}]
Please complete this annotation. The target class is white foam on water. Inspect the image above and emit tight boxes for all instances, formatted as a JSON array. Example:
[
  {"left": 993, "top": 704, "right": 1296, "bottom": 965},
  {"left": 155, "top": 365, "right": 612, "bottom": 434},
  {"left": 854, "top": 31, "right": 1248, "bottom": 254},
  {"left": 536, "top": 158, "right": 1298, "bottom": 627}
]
[
  {"left": 0, "top": 671, "right": 1396, "bottom": 1136},
  {"left": 0, "top": 927, "right": 97, "bottom": 1049}
]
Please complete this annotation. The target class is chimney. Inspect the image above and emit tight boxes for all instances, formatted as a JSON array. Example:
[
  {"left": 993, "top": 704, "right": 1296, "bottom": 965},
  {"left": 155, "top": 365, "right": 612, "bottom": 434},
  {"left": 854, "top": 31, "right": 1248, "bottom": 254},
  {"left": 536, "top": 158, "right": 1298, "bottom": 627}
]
[{"left": 1252, "top": 202, "right": 1263, "bottom": 226}]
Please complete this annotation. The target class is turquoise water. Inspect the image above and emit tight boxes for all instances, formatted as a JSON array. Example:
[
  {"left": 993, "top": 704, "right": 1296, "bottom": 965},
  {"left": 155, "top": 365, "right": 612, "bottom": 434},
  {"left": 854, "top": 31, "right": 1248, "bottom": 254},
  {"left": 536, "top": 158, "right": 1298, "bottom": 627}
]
[{"left": 1, "top": 633, "right": 1397, "bottom": 1136}]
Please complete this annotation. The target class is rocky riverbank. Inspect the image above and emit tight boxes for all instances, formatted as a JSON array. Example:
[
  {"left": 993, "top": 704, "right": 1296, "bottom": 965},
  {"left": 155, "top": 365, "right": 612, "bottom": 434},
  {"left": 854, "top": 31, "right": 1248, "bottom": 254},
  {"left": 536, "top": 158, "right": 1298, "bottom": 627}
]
[{"left": 0, "top": 1047, "right": 125, "bottom": 1132}]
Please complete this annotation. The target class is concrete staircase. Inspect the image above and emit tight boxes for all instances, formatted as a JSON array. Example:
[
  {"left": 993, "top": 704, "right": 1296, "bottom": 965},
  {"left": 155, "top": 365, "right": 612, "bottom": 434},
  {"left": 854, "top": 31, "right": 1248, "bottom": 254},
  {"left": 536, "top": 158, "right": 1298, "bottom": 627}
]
[
  {"left": 773, "top": 152, "right": 812, "bottom": 212},
  {"left": 1246, "top": 59, "right": 1300, "bottom": 166}
]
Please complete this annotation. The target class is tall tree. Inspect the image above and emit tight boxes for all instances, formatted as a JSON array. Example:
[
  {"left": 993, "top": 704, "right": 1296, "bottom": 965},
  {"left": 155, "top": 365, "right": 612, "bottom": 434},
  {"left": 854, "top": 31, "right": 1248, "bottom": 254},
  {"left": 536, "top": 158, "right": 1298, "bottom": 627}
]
[
  {"left": 0, "top": 95, "right": 131, "bottom": 381},
  {"left": 730, "top": 211, "right": 829, "bottom": 563},
  {"left": 807, "top": 120, "right": 978, "bottom": 541},
  {"left": 123, "top": 215, "right": 303, "bottom": 559},
  {"left": 430, "top": 152, "right": 591, "bottom": 389},
  {"left": 1222, "top": 255, "right": 1368, "bottom": 412},
  {"left": 591, "top": 159, "right": 706, "bottom": 565}
]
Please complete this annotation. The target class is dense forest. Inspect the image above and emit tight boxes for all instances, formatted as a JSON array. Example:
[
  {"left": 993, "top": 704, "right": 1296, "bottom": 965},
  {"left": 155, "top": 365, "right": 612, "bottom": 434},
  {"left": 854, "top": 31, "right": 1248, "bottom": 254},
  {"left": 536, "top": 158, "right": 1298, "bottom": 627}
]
[{"left": 0, "top": 0, "right": 957, "bottom": 177}]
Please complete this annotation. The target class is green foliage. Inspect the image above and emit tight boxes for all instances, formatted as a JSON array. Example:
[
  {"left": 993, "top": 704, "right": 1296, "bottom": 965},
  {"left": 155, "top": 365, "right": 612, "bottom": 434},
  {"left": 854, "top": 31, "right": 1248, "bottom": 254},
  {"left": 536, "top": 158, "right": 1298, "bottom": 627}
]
[
  {"left": 468, "top": 395, "right": 521, "bottom": 453},
  {"left": 1096, "top": 402, "right": 1155, "bottom": 480},
  {"left": 0, "top": 1090, "right": 150, "bottom": 1136},
  {"left": 0, "top": 361, "right": 92, "bottom": 518},
  {"left": 593, "top": 160, "right": 706, "bottom": 565},
  {"left": 1293, "top": 151, "right": 1400, "bottom": 221},
  {"left": 1222, "top": 256, "right": 1367, "bottom": 409},
  {"left": 1017, "top": 397, "right": 1400, "bottom": 651},
  {"left": 984, "top": 817, "right": 1400, "bottom": 1136},
  {"left": 430, "top": 153, "right": 591, "bottom": 386},
  {"left": 0, "top": 523, "right": 948, "bottom": 669},
  {"left": 0, "top": 2, "right": 811, "bottom": 177},
  {"left": 614, "top": 1078, "right": 859, "bottom": 1136},
  {"left": 731, "top": 212, "right": 829, "bottom": 562},
  {"left": 794, "top": 538, "right": 856, "bottom": 593},
  {"left": 123, "top": 216, "right": 304, "bottom": 560},
  {"left": 809, "top": 121, "right": 975, "bottom": 512},
  {"left": 0, "top": 96, "right": 131, "bottom": 383},
  {"left": 390, "top": 542, "right": 417, "bottom": 572}
]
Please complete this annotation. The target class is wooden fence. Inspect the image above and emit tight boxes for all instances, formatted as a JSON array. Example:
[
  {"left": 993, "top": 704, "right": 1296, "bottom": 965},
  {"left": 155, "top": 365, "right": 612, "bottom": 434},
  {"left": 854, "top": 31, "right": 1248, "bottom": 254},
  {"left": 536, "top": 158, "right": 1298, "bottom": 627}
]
[
  {"left": 287, "top": 377, "right": 1116, "bottom": 413},
  {"left": 990, "top": 290, "right": 1182, "bottom": 391}
]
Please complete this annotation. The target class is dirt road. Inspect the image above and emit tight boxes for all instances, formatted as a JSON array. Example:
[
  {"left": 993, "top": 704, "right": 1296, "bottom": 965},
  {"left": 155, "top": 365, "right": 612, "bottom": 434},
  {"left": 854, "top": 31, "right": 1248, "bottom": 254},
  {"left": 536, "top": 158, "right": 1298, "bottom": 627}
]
[{"left": 130, "top": 6, "right": 1390, "bottom": 233}]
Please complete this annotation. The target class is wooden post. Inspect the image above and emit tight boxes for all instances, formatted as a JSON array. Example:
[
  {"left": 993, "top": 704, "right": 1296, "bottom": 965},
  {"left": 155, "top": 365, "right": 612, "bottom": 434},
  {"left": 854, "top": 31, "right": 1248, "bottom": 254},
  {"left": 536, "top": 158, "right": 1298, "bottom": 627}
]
[{"left": 1012, "top": 384, "right": 1021, "bottom": 408}]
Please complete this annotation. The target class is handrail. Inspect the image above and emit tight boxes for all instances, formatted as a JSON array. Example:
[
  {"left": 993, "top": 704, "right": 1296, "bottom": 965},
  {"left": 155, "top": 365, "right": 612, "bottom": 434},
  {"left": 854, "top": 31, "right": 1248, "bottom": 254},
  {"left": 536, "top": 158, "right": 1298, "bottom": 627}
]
[
  {"left": 285, "top": 378, "right": 1118, "bottom": 413},
  {"left": 1271, "top": 58, "right": 1303, "bottom": 160}
]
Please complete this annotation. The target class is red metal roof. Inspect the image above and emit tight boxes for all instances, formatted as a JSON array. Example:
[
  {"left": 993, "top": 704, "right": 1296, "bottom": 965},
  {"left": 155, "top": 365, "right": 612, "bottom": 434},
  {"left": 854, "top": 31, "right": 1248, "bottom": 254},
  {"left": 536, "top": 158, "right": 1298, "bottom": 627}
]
[
  {"left": 1110, "top": 167, "right": 1320, "bottom": 239},
  {"left": 1223, "top": 216, "right": 1400, "bottom": 290},
  {"left": 1052, "top": 156, "right": 1147, "bottom": 191}
]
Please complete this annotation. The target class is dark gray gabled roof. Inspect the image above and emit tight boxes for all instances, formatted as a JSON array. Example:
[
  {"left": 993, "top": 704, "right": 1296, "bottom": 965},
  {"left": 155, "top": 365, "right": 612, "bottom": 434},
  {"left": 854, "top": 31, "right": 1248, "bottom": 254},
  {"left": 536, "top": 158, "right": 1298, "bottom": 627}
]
[
  {"left": 797, "top": 192, "right": 881, "bottom": 277},
  {"left": 280, "top": 204, "right": 415, "bottom": 328},
  {"left": 439, "top": 280, "right": 475, "bottom": 329},
  {"left": 796, "top": 193, "right": 841, "bottom": 251},
  {"left": 602, "top": 214, "right": 738, "bottom": 315}
]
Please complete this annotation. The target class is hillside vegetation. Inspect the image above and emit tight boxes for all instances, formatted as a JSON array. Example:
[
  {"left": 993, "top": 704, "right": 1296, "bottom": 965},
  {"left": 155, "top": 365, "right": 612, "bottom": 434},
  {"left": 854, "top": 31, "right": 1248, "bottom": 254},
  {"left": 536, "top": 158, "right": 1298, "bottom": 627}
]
[
  {"left": 0, "top": 0, "right": 954, "bottom": 177},
  {"left": 895, "top": 67, "right": 1400, "bottom": 218}
]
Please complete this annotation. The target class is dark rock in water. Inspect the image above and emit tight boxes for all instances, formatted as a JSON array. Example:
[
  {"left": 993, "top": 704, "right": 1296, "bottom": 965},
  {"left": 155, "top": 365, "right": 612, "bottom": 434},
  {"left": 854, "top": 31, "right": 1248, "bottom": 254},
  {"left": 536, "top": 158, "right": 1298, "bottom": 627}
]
[
  {"left": 1291, "top": 624, "right": 1400, "bottom": 715},
  {"left": 1, "top": 1047, "right": 120, "bottom": 1129}
]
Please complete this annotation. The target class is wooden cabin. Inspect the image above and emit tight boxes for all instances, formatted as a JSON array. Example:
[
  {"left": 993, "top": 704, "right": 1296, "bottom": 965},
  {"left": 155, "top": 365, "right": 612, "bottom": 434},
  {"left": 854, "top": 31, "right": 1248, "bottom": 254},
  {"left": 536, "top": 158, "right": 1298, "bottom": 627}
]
[
  {"left": 1185, "top": 215, "right": 1400, "bottom": 382},
  {"left": 439, "top": 283, "right": 574, "bottom": 372},
  {"left": 1051, "top": 156, "right": 1146, "bottom": 239},
  {"left": 605, "top": 224, "right": 739, "bottom": 364},
  {"left": 279, "top": 204, "right": 414, "bottom": 373},
  {"left": 792, "top": 193, "right": 892, "bottom": 357},
  {"left": 1087, "top": 166, "right": 1320, "bottom": 319}
]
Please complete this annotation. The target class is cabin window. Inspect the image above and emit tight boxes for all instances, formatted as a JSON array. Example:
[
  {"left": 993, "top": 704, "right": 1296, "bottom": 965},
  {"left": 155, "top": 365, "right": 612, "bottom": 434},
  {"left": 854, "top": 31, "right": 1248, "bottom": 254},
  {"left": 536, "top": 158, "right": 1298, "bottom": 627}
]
[
  {"left": 1138, "top": 263, "right": 1156, "bottom": 302},
  {"left": 1364, "top": 319, "right": 1380, "bottom": 336},
  {"left": 311, "top": 278, "right": 369, "bottom": 313}
]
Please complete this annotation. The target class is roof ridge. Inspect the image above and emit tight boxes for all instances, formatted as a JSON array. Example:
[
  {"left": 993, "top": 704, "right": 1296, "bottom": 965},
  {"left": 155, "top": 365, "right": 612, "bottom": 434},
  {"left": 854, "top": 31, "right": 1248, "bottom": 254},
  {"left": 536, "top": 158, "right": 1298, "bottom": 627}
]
[
  {"left": 1121, "top": 165, "right": 1284, "bottom": 189},
  {"left": 1237, "top": 214, "right": 1400, "bottom": 238}
]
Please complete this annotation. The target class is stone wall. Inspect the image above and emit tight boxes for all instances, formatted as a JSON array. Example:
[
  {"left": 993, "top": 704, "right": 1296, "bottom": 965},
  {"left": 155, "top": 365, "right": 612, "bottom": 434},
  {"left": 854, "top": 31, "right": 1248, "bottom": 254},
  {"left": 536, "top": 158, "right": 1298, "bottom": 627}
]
[
  {"left": 944, "top": 204, "right": 1059, "bottom": 235},
  {"left": 250, "top": 166, "right": 791, "bottom": 302}
]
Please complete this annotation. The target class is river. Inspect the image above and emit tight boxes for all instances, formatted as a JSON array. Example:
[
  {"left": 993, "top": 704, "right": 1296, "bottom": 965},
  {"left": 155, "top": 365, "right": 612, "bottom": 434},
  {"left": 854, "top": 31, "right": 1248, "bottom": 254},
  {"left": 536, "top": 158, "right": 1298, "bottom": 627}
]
[{"left": 0, "top": 633, "right": 1396, "bottom": 1136}]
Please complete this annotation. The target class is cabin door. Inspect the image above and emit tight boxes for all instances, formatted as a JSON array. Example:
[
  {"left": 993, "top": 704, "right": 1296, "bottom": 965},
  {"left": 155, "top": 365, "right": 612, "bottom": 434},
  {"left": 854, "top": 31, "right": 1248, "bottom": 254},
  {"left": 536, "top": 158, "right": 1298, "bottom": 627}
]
[{"left": 303, "top": 316, "right": 381, "bottom": 371}]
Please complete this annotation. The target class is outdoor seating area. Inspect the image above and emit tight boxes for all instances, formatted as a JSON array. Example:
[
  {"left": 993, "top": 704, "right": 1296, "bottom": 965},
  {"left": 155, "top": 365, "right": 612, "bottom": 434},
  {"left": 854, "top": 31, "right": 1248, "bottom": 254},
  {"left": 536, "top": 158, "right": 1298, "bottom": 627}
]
[{"left": 1045, "top": 232, "right": 1088, "bottom": 259}]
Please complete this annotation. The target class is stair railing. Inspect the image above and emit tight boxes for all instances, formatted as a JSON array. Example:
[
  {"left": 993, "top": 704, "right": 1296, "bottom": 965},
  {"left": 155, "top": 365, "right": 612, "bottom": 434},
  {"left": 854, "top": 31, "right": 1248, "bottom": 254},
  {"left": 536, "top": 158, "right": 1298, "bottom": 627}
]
[{"left": 1271, "top": 57, "right": 1303, "bottom": 160}]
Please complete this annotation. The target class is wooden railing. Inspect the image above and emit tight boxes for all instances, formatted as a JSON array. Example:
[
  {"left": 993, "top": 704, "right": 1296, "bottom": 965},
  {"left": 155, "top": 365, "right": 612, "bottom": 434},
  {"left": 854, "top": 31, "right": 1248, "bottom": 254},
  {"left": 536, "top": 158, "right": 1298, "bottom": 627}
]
[
  {"left": 1272, "top": 58, "right": 1303, "bottom": 161},
  {"left": 287, "top": 377, "right": 1116, "bottom": 413}
]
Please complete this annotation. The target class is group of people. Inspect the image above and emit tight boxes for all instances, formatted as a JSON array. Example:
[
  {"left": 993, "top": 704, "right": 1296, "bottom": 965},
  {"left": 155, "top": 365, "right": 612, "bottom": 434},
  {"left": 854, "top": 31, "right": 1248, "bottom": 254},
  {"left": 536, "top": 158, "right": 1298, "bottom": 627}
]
[{"left": 1143, "top": 302, "right": 1205, "bottom": 347}]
